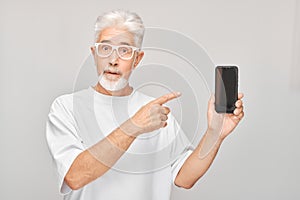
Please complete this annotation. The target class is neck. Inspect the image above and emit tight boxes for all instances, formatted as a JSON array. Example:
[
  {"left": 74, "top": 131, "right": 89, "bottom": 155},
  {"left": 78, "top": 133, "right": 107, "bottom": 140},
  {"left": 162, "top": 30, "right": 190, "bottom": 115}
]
[{"left": 93, "top": 82, "right": 133, "bottom": 96}]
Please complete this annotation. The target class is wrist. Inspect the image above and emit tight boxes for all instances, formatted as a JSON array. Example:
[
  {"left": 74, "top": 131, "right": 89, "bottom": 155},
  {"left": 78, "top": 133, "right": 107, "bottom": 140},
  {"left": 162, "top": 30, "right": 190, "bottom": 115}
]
[
  {"left": 206, "top": 128, "right": 225, "bottom": 143},
  {"left": 120, "top": 119, "right": 143, "bottom": 137}
]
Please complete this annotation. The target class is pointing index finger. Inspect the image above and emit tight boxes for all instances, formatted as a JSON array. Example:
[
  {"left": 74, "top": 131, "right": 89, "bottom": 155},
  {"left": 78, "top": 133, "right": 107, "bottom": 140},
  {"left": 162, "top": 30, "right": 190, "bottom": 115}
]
[{"left": 151, "top": 92, "right": 181, "bottom": 105}]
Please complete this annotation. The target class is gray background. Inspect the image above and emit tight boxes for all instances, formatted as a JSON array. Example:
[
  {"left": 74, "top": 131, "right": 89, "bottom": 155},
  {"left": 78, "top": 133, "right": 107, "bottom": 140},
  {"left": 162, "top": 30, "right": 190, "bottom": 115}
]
[{"left": 1, "top": 0, "right": 300, "bottom": 199}]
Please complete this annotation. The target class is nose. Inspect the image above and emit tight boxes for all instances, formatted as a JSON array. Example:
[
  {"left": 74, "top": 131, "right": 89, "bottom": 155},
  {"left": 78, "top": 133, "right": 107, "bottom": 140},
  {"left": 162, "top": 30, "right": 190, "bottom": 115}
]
[{"left": 109, "top": 49, "right": 119, "bottom": 67}]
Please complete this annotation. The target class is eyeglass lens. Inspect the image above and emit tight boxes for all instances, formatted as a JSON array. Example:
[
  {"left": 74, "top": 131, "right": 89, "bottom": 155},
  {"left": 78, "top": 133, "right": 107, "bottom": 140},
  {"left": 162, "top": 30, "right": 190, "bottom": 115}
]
[{"left": 97, "top": 44, "right": 134, "bottom": 59}]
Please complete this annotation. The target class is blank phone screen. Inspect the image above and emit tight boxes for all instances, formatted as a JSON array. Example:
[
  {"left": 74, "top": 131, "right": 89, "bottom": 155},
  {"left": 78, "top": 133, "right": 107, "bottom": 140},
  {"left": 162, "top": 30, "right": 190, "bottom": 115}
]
[{"left": 215, "top": 66, "right": 238, "bottom": 113}]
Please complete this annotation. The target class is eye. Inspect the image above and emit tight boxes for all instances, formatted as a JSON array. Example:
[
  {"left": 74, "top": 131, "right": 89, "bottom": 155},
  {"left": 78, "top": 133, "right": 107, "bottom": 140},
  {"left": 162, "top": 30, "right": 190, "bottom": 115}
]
[
  {"left": 102, "top": 45, "right": 110, "bottom": 51},
  {"left": 119, "top": 47, "right": 129, "bottom": 54},
  {"left": 119, "top": 47, "right": 132, "bottom": 55}
]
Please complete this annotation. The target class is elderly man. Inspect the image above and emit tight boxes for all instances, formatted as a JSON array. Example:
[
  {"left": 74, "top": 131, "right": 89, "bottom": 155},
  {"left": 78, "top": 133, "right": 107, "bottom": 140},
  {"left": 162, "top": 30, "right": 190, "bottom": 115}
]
[{"left": 46, "top": 10, "right": 244, "bottom": 200}]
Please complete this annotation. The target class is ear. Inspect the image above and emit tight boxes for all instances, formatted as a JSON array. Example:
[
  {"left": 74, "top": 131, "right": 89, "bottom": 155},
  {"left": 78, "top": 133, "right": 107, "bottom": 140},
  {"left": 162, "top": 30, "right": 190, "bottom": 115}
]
[
  {"left": 133, "top": 51, "right": 144, "bottom": 69},
  {"left": 90, "top": 46, "right": 97, "bottom": 65},
  {"left": 90, "top": 46, "right": 96, "bottom": 56}
]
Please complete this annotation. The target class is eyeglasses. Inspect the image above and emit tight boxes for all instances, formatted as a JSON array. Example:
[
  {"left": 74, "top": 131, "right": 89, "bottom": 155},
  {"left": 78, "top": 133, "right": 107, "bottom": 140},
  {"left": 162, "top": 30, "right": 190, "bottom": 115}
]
[{"left": 95, "top": 43, "right": 140, "bottom": 60}]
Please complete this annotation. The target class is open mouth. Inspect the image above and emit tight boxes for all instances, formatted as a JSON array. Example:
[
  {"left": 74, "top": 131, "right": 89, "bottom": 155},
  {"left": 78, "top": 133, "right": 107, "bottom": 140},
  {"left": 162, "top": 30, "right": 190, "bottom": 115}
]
[
  {"left": 106, "top": 71, "right": 119, "bottom": 75},
  {"left": 104, "top": 70, "right": 121, "bottom": 80}
]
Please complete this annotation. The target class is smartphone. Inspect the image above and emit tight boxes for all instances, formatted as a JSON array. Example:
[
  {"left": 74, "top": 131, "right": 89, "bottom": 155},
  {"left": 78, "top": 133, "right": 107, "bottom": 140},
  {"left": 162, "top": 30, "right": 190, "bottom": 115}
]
[{"left": 215, "top": 66, "right": 238, "bottom": 113}]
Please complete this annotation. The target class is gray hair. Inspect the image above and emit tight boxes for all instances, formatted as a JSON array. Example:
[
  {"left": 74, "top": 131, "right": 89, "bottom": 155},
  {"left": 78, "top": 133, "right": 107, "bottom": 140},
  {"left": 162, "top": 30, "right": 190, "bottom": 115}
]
[{"left": 94, "top": 10, "right": 145, "bottom": 48}]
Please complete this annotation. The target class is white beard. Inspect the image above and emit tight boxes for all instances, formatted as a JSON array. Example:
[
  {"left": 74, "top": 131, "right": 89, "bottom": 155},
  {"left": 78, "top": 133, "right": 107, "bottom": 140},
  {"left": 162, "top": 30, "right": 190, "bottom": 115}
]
[
  {"left": 98, "top": 73, "right": 129, "bottom": 92},
  {"left": 97, "top": 55, "right": 136, "bottom": 92}
]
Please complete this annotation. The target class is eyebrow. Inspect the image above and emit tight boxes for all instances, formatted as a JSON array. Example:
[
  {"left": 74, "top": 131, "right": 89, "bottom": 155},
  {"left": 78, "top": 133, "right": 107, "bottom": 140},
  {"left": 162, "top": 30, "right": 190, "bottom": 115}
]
[{"left": 99, "top": 40, "right": 131, "bottom": 46}]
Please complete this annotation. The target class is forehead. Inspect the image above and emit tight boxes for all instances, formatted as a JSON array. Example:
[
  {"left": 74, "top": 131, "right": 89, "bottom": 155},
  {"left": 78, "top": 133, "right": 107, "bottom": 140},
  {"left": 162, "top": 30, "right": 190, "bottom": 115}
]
[{"left": 97, "top": 27, "right": 135, "bottom": 45}]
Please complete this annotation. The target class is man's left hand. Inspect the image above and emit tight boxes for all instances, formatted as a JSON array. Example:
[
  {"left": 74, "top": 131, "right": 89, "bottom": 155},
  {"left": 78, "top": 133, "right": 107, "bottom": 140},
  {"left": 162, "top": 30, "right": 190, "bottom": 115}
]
[{"left": 207, "top": 93, "right": 245, "bottom": 140}]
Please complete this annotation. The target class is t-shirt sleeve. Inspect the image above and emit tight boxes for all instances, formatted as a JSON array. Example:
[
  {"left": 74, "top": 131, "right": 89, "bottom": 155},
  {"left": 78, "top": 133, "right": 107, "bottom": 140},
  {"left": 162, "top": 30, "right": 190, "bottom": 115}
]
[
  {"left": 169, "top": 114, "right": 195, "bottom": 187},
  {"left": 46, "top": 95, "right": 85, "bottom": 194}
]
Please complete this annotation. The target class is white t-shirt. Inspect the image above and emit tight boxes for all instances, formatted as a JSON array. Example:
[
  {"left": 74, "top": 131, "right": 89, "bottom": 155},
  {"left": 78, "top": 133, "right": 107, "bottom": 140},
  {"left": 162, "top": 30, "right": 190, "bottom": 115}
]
[{"left": 46, "top": 87, "right": 193, "bottom": 200}]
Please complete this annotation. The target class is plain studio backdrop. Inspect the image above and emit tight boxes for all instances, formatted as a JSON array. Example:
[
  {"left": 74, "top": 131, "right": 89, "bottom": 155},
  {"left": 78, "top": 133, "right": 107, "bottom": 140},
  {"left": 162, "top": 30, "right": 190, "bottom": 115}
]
[{"left": 1, "top": 0, "right": 300, "bottom": 199}]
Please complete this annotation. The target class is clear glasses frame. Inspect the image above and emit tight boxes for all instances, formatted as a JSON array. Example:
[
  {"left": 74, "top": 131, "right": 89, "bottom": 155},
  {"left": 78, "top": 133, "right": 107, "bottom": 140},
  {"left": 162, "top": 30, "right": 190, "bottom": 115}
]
[{"left": 95, "top": 43, "right": 140, "bottom": 60}]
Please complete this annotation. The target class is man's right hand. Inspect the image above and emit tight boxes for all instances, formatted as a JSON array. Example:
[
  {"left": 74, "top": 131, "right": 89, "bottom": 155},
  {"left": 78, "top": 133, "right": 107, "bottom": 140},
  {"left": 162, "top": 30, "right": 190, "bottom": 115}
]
[{"left": 121, "top": 92, "right": 181, "bottom": 137}]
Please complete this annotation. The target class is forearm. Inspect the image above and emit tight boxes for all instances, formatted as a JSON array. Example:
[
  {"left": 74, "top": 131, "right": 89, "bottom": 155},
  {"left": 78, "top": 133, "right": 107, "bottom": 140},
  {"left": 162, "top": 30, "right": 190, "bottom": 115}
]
[
  {"left": 64, "top": 119, "right": 139, "bottom": 190},
  {"left": 175, "top": 93, "right": 244, "bottom": 189},
  {"left": 175, "top": 129, "right": 224, "bottom": 189}
]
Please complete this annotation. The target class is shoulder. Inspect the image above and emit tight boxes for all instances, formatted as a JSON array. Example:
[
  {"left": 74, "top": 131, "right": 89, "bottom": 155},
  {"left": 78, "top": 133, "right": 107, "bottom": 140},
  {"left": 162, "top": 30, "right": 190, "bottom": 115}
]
[
  {"left": 50, "top": 93, "right": 73, "bottom": 113},
  {"left": 49, "top": 88, "right": 91, "bottom": 114}
]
